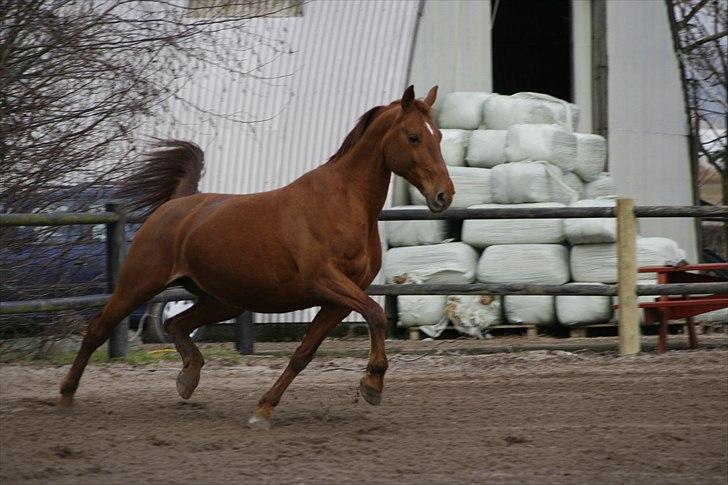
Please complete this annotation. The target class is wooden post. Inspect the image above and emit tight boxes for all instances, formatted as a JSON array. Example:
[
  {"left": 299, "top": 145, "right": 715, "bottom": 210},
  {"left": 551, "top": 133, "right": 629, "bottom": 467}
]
[
  {"left": 617, "top": 198, "right": 640, "bottom": 355},
  {"left": 235, "top": 312, "right": 255, "bottom": 355},
  {"left": 591, "top": 0, "right": 608, "bottom": 140},
  {"left": 105, "top": 202, "right": 128, "bottom": 359},
  {"left": 384, "top": 295, "right": 398, "bottom": 338}
]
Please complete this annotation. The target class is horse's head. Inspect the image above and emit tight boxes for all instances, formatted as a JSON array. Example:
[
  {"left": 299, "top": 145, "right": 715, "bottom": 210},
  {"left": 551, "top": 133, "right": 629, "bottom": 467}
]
[{"left": 383, "top": 85, "right": 454, "bottom": 213}]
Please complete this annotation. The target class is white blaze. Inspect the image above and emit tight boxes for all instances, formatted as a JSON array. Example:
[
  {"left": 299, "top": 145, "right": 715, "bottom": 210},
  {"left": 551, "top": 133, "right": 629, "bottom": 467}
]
[{"left": 425, "top": 122, "right": 435, "bottom": 135}]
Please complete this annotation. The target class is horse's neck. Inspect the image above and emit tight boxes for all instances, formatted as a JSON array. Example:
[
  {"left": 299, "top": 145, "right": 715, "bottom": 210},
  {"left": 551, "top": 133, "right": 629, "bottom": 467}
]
[{"left": 335, "top": 138, "right": 391, "bottom": 223}]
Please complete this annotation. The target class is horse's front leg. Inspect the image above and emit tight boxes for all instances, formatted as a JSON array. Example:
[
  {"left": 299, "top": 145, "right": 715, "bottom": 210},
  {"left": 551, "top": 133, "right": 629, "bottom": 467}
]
[
  {"left": 314, "top": 271, "right": 389, "bottom": 406},
  {"left": 248, "top": 306, "right": 350, "bottom": 430}
]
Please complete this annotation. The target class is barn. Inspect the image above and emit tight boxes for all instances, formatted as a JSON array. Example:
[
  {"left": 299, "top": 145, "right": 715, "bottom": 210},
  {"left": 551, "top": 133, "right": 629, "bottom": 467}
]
[{"left": 152, "top": 0, "right": 697, "bottom": 323}]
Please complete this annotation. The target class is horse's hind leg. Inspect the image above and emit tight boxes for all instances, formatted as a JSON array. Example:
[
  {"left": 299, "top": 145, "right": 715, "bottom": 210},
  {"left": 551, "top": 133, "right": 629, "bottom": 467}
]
[
  {"left": 249, "top": 306, "right": 350, "bottom": 430},
  {"left": 163, "top": 297, "right": 242, "bottom": 400},
  {"left": 58, "top": 282, "right": 163, "bottom": 408}
]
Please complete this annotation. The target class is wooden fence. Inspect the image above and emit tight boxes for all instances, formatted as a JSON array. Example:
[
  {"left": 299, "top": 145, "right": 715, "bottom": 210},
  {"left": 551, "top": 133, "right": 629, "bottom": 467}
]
[{"left": 1, "top": 200, "right": 726, "bottom": 357}]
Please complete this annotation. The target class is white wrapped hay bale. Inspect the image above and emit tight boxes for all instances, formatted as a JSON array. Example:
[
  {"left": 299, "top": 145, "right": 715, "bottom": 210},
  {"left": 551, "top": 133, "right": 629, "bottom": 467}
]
[
  {"left": 383, "top": 242, "right": 479, "bottom": 284},
  {"left": 504, "top": 295, "right": 556, "bottom": 326},
  {"left": 437, "top": 92, "right": 492, "bottom": 130},
  {"left": 574, "top": 133, "right": 606, "bottom": 182},
  {"left": 564, "top": 199, "right": 617, "bottom": 245},
  {"left": 562, "top": 172, "right": 586, "bottom": 199},
  {"left": 440, "top": 129, "right": 470, "bottom": 166},
  {"left": 446, "top": 295, "right": 503, "bottom": 338},
  {"left": 585, "top": 172, "right": 617, "bottom": 198},
  {"left": 385, "top": 205, "right": 454, "bottom": 247},
  {"left": 571, "top": 237, "right": 687, "bottom": 283},
  {"left": 465, "top": 130, "right": 508, "bottom": 168},
  {"left": 476, "top": 244, "right": 571, "bottom": 284},
  {"left": 505, "top": 124, "right": 577, "bottom": 171},
  {"left": 483, "top": 92, "right": 579, "bottom": 131},
  {"left": 556, "top": 283, "right": 613, "bottom": 327},
  {"left": 410, "top": 166, "right": 492, "bottom": 208},
  {"left": 490, "top": 161, "right": 578, "bottom": 205},
  {"left": 397, "top": 295, "right": 447, "bottom": 330},
  {"left": 462, "top": 203, "right": 566, "bottom": 247},
  {"left": 694, "top": 308, "right": 728, "bottom": 325}
]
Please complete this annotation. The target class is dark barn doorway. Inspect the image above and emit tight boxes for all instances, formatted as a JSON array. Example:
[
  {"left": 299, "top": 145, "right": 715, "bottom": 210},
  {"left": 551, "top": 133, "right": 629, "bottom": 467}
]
[{"left": 491, "top": 0, "right": 573, "bottom": 101}]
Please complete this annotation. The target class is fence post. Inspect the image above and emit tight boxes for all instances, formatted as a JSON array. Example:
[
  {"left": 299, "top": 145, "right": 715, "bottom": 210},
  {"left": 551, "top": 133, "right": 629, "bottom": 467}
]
[
  {"left": 105, "top": 201, "right": 128, "bottom": 359},
  {"left": 235, "top": 312, "right": 255, "bottom": 355},
  {"left": 617, "top": 197, "right": 640, "bottom": 355}
]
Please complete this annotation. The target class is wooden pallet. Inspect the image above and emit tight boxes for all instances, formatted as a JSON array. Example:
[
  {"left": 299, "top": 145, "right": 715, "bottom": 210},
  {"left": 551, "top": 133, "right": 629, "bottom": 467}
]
[
  {"left": 565, "top": 321, "right": 713, "bottom": 339},
  {"left": 405, "top": 321, "right": 726, "bottom": 341},
  {"left": 407, "top": 324, "right": 539, "bottom": 340}
]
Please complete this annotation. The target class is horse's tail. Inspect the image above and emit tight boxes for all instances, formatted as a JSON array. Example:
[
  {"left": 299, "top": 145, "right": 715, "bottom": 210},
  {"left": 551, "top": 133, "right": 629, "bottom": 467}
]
[{"left": 117, "top": 140, "right": 205, "bottom": 217}]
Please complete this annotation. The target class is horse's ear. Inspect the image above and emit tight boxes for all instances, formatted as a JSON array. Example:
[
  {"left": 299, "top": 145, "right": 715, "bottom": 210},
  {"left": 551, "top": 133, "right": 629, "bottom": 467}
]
[
  {"left": 401, "top": 85, "right": 415, "bottom": 110},
  {"left": 424, "top": 86, "right": 438, "bottom": 107}
]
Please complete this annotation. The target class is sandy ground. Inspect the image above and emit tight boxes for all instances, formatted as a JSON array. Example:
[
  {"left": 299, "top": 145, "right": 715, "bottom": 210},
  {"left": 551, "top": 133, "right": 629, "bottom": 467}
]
[{"left": 1, "top": 342, "right": 727, "bottom": 484}]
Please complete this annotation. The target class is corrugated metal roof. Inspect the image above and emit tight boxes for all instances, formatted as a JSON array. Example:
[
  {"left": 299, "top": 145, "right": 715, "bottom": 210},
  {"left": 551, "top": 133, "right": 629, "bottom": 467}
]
[{"left": 152, "top": 0, "right": 420, "bottom": 322}]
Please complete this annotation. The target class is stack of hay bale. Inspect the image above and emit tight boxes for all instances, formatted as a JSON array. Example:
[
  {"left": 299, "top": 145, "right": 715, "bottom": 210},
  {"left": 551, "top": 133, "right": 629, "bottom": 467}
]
[{"left": 383, "top": 92, "right": 686, "bottom": 338}]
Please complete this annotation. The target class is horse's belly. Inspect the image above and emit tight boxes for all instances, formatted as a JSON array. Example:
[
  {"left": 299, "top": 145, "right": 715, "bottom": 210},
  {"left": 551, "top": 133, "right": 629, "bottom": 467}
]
[{"left": 180, "top": 238, "right": 320, "bottom": 312}]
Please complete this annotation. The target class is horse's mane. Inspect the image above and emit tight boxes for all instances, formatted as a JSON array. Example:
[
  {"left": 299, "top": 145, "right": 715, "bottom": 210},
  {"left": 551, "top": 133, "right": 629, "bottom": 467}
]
[
  {"left": 327, "top": 100, "right": 433, "bottom": 163},
  {"left": 327, "top": 105, "right": 385, "bottom": 162}
]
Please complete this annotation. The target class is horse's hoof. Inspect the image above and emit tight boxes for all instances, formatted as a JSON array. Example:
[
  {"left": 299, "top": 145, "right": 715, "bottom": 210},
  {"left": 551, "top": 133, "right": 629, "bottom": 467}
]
[
  {"left": 176, "top": 370, "right": 199, "bottom": 400},
  {"left": 57, "top": 395, "right": 74, "bottom": 410},
  {"left": 359, "top": 379, "right": 382, "bottom": 406},
  {"left": 247, "top": 413, "right": 272, "bottom": 431}
]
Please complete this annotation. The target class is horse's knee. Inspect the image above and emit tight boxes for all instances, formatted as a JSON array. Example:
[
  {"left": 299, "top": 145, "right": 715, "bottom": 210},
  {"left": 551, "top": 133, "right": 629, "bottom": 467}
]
[{"left": 363, "top": 305, "right": 386, "bottom": 330}]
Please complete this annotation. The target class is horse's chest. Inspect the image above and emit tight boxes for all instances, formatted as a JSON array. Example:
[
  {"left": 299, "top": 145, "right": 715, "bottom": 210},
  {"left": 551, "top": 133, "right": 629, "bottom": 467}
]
[{"left": 334, "top": 235, "right": 380, "bottom": 284}]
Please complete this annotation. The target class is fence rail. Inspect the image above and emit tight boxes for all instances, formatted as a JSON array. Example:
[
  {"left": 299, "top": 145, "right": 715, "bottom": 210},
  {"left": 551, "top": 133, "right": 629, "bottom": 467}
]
[
  {"left": 3, "top": 282, "right": 727, "bottom": 315},
  {"left": 2, "top": 202, "right": 727, "bottom": 357},
  {"left": 2, "top": 205, "right": 725, "bottom": 226}
]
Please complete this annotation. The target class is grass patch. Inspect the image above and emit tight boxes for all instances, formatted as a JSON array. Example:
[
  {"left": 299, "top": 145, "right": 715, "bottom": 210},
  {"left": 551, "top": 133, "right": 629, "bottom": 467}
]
[{"left": 0, "top": 346, "right": 246, "bottom": 366}]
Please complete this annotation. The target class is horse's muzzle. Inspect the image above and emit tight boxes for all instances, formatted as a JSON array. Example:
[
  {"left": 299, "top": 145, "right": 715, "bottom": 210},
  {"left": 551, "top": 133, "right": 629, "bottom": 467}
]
[{"left": 426, "top": 191, "right": 451, "bottom": 213}]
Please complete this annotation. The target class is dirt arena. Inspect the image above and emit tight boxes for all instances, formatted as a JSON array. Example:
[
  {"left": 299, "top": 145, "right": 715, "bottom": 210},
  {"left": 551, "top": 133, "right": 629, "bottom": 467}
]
[{"left": 1, "top": 340, "right": 727, "bottom": 484}]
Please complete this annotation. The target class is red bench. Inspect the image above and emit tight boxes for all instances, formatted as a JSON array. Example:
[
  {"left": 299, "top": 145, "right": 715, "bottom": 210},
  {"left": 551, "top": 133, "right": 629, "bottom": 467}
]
[{"left": 614, "top": 263, "right": 728, "bottom": 353}]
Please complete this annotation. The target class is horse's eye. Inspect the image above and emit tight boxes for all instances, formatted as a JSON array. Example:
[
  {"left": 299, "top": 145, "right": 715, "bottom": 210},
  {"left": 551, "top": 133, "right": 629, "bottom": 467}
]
[{"left": 408, "top": 134, "right": 420, "bottom": 144}]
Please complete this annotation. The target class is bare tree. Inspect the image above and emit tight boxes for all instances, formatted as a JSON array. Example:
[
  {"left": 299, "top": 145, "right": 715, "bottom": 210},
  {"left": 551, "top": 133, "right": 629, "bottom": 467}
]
[
  {"left": 666, "top": 0, "right": 727, "bottom": 258},
  {"left": 0, "top": 0, "right": 299, "bottom": 340}
]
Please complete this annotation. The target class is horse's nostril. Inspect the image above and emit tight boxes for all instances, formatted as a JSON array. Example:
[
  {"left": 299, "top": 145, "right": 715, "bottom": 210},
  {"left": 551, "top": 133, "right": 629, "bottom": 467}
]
[{"left": 435, "top": 192, "right": 446, "bottom": 206}]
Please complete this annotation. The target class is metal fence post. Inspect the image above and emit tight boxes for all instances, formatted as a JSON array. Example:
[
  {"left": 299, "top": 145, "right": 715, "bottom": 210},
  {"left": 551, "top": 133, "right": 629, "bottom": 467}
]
[
  {"left": 235, "top": 312, "right": 255, "bottom": 355},
  {"left": 105, "top": 201, "right": 128, "bottom": 358},
  {"left": 617, "top": 197, "right": 640, "bottom": 355}
]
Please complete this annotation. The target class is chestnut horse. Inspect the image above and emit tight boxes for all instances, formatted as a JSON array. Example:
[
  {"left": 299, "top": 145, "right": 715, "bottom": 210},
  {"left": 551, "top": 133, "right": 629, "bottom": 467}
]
[{"left": 58, "top": 85, "right": 454, "bottom": 429}]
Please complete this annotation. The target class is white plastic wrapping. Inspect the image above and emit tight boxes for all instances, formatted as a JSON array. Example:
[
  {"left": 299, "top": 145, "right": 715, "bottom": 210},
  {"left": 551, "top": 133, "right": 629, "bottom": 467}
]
[
  {"left": 490, "top": 161, "right": 578, "bottom": 205},
  {"left": 561, "top": 172, "right": 586, "bottom": 200},
  {"left": 437, "top": 92, "right": 492, "bottom": 130},
  {"left": 570, "top": 237, "right": 687, "bottom": 283},
  {"left": 446, "top": 295, "right": 503, "bottom": 338},
  {"left": 440, "top": 129, "right": 470, "bottom": 167},
  {"left": 505, "top": 124, "right": 577, "bottom": 171},
  {"left": 410, "top": 166, "right": 492, "bottom": 208},
  {"left": 483, "top": 93, "right": 579, "bottom": 131},
  {"left": 476, "top": 244, "right": 571, "bottom": 284},
  {"left": 563, "top": 199, "right": 617, "bottom": 245},
  {"left": 504, "top": 295, "right": 556, "bottom": 326},
  {"left": 385, "top": 205, "right": 454, "bottom": 247},
  {"left": 694, "top": 308, "right": 728, "bottom": 324},
  {"left": 574, "top": 133, "right": 607, "bottom": 182},
  {"left": 397, "top": 295, "right": 448, "bottom": 337},
  {"left": 556, "top": 283, "right": 613, "bottom": 327},
  {"left": 465, "top": 130, "right": 508, "bottom": 168},
  {"left": 461, "top": 203, "right": 566, "bottom": 247},
  {"left": 383, "top": 242, "right": 479, "bottom": 284},
  {"left": 584, "top": 172, "right": 617, "bottom": 198}
]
